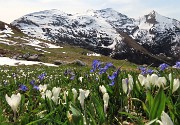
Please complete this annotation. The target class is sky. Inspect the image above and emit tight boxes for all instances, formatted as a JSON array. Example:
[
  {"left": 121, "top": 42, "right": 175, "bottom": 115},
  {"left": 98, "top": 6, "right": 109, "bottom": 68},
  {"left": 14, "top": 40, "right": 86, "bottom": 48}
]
[{"left": 0, "top": 0, "right": 180, "bottom": 23}]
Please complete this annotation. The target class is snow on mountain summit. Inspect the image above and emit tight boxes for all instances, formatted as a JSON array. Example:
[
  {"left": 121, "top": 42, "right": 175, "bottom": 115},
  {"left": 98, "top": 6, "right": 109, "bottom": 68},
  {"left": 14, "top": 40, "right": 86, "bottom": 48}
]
[
  {"left": 12, "top": 9, "right": 126, "bottom": 50},
  {"left": 132, "top": 10, "right": 180, "bottom": 59},
  {"left": 11, "top": 9, "right": 180, "bottom": 62}
]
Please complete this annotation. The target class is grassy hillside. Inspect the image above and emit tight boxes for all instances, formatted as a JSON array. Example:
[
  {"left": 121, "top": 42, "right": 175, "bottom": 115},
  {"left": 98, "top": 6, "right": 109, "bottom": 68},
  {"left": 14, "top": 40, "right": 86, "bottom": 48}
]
[{"left": 0, "top": 22, "right": 137, "bottom": 69}]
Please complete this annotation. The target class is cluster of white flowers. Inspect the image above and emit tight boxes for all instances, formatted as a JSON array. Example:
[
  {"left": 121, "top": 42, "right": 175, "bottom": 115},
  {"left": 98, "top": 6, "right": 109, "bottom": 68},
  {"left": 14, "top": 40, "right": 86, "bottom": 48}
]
[
  {"left": 122, "top": 74, "right": 134, "bottom": 95},
  {"left": 39, "top": 84, "right": 61, "bottom": 104},
  {"left": 138, "top": 74, "right": 166, "bottom": 89},
  {"left": 138, "top": 73, "right": 179, "bottom": 93}
]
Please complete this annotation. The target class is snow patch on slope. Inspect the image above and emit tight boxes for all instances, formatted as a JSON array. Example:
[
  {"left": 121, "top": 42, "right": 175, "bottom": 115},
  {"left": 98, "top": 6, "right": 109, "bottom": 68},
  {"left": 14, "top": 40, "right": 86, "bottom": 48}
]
[{"left": 0, "top": 57, "right": 57, "bottom": 66}]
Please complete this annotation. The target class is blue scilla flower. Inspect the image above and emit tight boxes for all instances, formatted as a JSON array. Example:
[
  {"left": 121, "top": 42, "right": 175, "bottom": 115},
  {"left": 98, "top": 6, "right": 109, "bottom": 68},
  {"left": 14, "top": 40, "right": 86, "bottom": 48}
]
[
  {"left": 70, "top": 75, "right": 75, "bottom": 80},
  {"left": 99, "top": 63, "right": 113, "bottom": 74},
  {"left": 147, "top": 69, "right": 154, "bottom": 75},
  {"left": 30, "top": 80, "right": 35, "bottom": 85},
  {"left": 90, "top": 60, "right": 101, "bottom": 72},
  {"left": 64, "top": 69, "right": 72, "bottom": 76},
  {"left": 159, "top": 63, "right": 169, "bottom": 71},
  {"left": 173, "top": 62, "right": 180, "bottom": 69},
  {"left": 108, "top": 69, "right": 120, "bottom": 86},
  {"left": 33, "top": 85, "right": 39, "bottom": 90},
  {"left": 139, "top": 67, "right": 154, "bottom": 75},
  {"left": 139, "top": 67, "right": 147, "bottom": 75},
  {"left": 38, "top": 73, "right": 46, "bottom": 81},
  {"left": 19, "top": 84, "right": 28, "bottom": 92},
  {"left": 12, "top": 73, "right": 16, "bottom": 78}
]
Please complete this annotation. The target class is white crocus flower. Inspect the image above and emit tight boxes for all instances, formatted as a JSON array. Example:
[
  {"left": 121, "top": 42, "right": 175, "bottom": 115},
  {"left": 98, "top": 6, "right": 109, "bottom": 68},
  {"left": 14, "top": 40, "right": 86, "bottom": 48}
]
[
  {"left": 63, "top": 91, "right": 69, "bottom": 104},
  {"left": 156, "top": 77, "right": 166, "bottom": 88},
  {"left": 138, "top": 74, "right": 146, "bottom": 86},
  {"left": 150, "top": 74, "right": 159, "bottom": 86},
  {"left": 172, "top": 79, "right": 180, "bottom": 93},
  {"left": 72, "top": 88, "right": 78, "bottom": 102},
  {"left": 5, "top": 93, "right": 21, "bottom": 120},
  {"left": 45, "top": 90, "right": 52, "bottom": 99},
  {"left": 99, "top": 85, "right": 107, "bottom": 94},
  {"left": 169, "top": 73, "right": 172, "bottom": 83},
  {"left": 5, "top": 93, "right": 21, "bottom": 113},
  {"left": 78, "top": 89, "right": 90, "bottom": 110},
  {"left": 143, "top": 78, "right": 151, "bottom": 89},
  {"left": 52, "top": 87, "right": 61, "bottom": 98},
  {"left": 122, "top": 78, "right": 128, "bottom": 94},
  {"left": 51, "top": 96, "right": 59, "bottom": 104},
  {"left": 122, "top": 75, "right": 133, "bottom": 94},
  {"left": 156, "top": 111, "right": 174, "bottom": 125},
  {"left": 39, "top": 84, "right": 47, "bottom": 93},
  {"left": 103, "top": 93, "right": 109, "bottom": 114},
  {"left": 128, "top": 75, "right": 134, "bottom": 91},
  {"left": 79, "top": 77, "right": 83, "bottom": 82}
]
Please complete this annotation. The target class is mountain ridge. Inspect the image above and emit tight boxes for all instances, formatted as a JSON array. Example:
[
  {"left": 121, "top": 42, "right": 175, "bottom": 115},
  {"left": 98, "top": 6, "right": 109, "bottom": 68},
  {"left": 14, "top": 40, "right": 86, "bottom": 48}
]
[{"left": 10, "top": 8, "right": 180, "bottom": 65}]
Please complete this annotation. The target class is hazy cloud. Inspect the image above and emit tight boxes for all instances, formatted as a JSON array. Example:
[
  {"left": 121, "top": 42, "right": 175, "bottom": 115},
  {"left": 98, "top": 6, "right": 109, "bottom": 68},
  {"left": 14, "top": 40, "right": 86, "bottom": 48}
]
[{"left": 0, "top": 0, "right": 179, "bottom": 23}]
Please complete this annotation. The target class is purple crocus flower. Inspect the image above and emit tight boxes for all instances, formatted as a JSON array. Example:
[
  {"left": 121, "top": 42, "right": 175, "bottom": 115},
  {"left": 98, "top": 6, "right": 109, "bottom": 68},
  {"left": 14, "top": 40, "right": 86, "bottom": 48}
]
[
  {"left": 19, "top": 84, "right": 28, "bottom": 92},
  {"left": 159, "top": 63, "right": 169, "bottom": 71}
]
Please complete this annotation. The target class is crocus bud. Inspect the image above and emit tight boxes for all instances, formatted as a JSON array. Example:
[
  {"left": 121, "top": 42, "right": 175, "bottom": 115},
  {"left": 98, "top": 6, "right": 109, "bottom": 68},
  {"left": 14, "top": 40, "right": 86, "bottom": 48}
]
[
  {"left": 72, "top": 88, "right": 78, "bottom": 102},
  {"left": 99, "top": 85, "right": 107, "bottom": 94},
  {"left": 169, "top": 73, "right": 172, "bottom": 83},
  {"left": 122, "top": 78, "right": 128, "bottom": 93},
  {"left": 172, "top": 79, "right": 180, "bottom": 93},
  {"left": 103, "top": 93, "right": 109, "bottom": 114}
]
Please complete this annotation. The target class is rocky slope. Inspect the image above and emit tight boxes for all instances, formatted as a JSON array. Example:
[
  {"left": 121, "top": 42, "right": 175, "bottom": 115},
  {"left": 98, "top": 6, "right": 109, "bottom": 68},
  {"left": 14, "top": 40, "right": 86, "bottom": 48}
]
[
  {"left": 132, "top": 10, "right": 180, "bottom": 61},
  {"left": 11, "top": 8, "right": 180, "bottom": 65}
]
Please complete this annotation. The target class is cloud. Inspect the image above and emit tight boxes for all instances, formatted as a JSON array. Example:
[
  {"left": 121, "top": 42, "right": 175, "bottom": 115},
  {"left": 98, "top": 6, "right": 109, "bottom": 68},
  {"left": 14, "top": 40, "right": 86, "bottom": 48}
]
[
  {"left": 108, "top": 0, "right": 139, "bottom": 4},
  {"left": 0, "top": 0, "right": 179, "bottom": 23}
]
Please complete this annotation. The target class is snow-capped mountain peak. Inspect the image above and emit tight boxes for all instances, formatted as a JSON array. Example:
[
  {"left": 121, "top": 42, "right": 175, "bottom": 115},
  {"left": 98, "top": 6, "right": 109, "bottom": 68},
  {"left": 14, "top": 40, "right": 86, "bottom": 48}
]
[{"left": 11, "top": 9, "right": 180, "bottom": 64}]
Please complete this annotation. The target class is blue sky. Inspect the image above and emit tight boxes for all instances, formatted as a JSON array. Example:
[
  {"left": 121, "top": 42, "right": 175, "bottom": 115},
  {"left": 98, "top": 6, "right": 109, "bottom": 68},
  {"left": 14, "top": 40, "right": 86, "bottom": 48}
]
[{"left": 0, "top": 0, "right": 180, "bottom": 23}]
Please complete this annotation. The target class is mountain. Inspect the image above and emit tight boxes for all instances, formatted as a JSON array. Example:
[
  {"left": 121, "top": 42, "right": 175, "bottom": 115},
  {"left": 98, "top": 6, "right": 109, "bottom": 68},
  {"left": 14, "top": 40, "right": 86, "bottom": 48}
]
[
  {"left": 131, "top": 10, "right": 180, "bottom": 60},
  {"left": 11, "top": 9, "right": 180, "bottom": 65}
]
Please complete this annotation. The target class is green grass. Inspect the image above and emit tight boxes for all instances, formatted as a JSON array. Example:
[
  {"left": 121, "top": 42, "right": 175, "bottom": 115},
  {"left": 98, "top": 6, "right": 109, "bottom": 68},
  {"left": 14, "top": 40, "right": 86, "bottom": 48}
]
[
  {"left": 0, "top": 61, "right": 179, "bottom": 125},
  {"left": 0, "top": 29, "right": 137, "bottom": 69}
]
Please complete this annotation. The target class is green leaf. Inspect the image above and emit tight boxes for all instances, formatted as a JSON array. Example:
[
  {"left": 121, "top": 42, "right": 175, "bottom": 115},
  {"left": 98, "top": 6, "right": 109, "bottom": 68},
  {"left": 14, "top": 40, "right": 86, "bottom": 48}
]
[
  {"left": 119, "top": 112, "right": 144, "bottom": 125},
  {"left": 150, "top": 87, "right": 166, "bottom": 120},
  {"left": 69, "top": 104, "right": 83, "bottom": 125},
  {"left": 91, "top": 95, "right": 105, "bottom": 123},
  {"left": 146, "top": 91, "right": 154, "bottom": 111}
]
